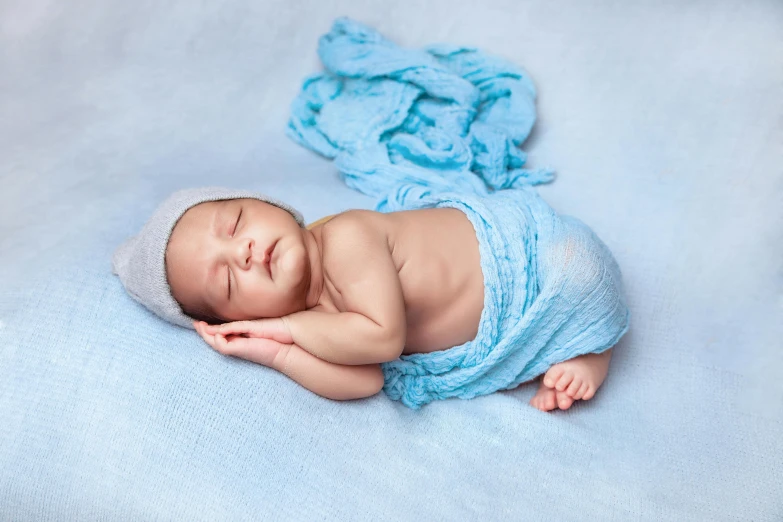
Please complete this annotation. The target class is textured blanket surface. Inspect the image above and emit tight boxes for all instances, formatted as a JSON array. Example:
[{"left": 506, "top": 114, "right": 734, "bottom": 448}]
[{"left": 0, "top": 1, "right": 781, "bottom": 520}]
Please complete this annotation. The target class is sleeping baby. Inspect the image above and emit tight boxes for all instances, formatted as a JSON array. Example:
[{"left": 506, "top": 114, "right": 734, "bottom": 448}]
[{"left": 113, "top": 186, "right": 628, "bottom": 411}]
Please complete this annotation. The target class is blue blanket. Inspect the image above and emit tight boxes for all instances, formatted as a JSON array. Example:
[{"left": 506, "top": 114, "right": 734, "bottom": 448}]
[
  {"left": 3, "top": 3, "right": 781, "bottom": 519},
  {"left": 288, "top": 18, "right": 630, "bottom": 408}
]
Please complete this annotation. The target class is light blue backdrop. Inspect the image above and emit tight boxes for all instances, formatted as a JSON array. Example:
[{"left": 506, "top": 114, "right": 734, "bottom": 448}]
[{"left": 1, "top": 1, "right": 781, "bottom": 520}]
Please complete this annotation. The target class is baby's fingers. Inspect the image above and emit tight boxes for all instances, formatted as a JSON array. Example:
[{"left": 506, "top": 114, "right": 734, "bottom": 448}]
[
  {"left": 211, "top": 334, "right": 282, "bottom": 367},
  {"left": 223, "top": 337, "right": 284, "bottom": 367},
  {"left": 204, "top": 320, "right": 252, "bottom": 336},
  {"left": 194, "top": 321, "right": 222, "bottom": 352},
  {"left": 194, "top": 321, "right": 282, "bottom": 366},
  {"left": 205, "top": 319, "right": 291, "bottom": 344},
  {"left": 202, "top": 330, "right": 237, "bottom": 357},
  {"left": 212, "top": 332, "right": 235, "bottom": 356}
]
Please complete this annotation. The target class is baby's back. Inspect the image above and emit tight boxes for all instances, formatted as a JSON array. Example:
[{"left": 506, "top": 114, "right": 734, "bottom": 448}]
[{"left": 321, "top": 208, "right": 484, "bottom": 355}]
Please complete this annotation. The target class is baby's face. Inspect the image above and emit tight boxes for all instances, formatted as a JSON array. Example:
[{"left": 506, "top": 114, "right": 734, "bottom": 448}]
[{"left": 165, "top": 198, "right": 309, "bottom": 323}]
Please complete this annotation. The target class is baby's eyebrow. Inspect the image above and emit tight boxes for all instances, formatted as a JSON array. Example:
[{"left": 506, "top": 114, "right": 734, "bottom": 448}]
[{"left": 212, "top": 200, "right": 233, "bottom": 237}]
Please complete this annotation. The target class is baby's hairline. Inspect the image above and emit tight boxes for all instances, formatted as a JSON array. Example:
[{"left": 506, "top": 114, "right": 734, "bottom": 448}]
[{"left": 169, "top": 270, "right": 224, "bottom": 325}]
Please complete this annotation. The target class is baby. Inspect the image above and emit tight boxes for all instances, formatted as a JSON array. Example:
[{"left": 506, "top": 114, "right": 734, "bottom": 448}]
[{"left": 113, "top": 187, "right": 614, "bottom": 411}]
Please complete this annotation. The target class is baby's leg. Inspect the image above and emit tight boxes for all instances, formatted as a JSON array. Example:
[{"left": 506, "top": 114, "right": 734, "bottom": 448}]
[{"left": 529, "top": 348, "right": 613, "bottom": 411}]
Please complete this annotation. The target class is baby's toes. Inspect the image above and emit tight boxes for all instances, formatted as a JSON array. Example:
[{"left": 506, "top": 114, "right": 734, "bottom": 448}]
[
  {"left": 582, "top": 386, "right": 596, "bottom": 401},
  {"left": 574, "top": 382, "right": 589, "bottom": 400},
  {"left": 529, "top": 393, "right": 542, "bottom": 410},
  {"left": 566, "top": 376, "right": 583, "bottom": 398},
  {"left": 556, "top": 390, "right": 574, "bottom": 410},
  {"left": 555, "top": 370, "right": 574, "bottom": 392},
  {"left": 543, "top": 366, "right": 564, "bottom": 388},
  {"left": 543, "top": 390, "right": 558, "bottom": 411},
  {"left": 529, "top": 386, "right": 557, "bottom": 412}
]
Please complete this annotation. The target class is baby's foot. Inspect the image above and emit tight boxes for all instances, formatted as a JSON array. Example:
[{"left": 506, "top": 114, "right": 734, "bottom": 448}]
[
  {"left": 541, "top": 349, "right": 613, "bottom": 408},
  {"left": 530, "top": 381, "right": 575, "bottom": 412}
]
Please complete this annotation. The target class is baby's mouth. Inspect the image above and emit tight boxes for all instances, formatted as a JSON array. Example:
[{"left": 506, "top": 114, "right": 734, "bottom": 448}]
[{"left": 264, "top": 240, "right": 279, "bottom": 278}]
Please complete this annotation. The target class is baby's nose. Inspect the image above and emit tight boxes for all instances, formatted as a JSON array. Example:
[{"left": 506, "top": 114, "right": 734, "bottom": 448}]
[{"left": 236, "top": 239, "right": 254, "bottom": 268}]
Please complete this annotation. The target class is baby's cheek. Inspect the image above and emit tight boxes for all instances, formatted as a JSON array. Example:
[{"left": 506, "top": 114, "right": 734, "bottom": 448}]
[{"left": 282, "top": 245, "right": 307, "bottom": 275}]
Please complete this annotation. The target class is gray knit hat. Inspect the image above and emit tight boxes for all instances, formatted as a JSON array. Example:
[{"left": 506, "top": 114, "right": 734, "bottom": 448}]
[{"left": 112, "top": 187, "right": 305, "bottom": 329}]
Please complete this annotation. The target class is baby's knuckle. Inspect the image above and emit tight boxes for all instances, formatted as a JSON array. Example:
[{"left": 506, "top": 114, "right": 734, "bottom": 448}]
[{"left": 215, "top": 341, "right": 231, "bottom": 355}]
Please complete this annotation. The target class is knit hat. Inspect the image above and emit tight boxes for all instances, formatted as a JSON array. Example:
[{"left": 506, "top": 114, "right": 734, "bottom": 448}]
[{"left": 111, "top": 187, "right": 305, "bottom": 329}]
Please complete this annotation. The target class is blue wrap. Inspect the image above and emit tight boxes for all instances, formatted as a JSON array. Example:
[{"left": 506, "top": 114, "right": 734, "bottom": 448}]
[{"left": 288, "top": 18, "right": 630, "bottom": 409}]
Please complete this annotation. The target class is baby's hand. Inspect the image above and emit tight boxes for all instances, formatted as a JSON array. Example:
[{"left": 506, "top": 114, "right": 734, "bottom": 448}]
[{"left": 193, "top": 319, "right": 293, "bottom": 368}]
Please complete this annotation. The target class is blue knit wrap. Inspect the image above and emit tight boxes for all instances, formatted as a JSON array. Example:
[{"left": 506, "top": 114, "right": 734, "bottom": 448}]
[{"left": 288, "top": 18, "right": 630, "bottom": 409}]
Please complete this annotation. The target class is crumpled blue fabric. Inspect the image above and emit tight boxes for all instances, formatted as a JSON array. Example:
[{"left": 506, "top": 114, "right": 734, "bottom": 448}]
[
  {"left": 287, "top": 18, "right": 630, "bottom": 409},
  {"left": 287, "top": 17, "right": 554, "bottom": 204}
]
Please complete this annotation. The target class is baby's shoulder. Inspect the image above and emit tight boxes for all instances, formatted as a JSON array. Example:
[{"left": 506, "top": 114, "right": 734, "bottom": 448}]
[
  {"left": 319, "top": 210, "right": 391, "bottom": 262},
  {"left": 320, "top": 209, "right": 384, "bottom": 240}
]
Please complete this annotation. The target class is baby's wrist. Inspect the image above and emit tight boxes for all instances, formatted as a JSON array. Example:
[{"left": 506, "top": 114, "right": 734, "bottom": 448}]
[
  {"left": 279, "top": 315, "right": 295, "bottom": 339},
  {"left": 271, "top": 342, "right": 294, "bottom": 374}
]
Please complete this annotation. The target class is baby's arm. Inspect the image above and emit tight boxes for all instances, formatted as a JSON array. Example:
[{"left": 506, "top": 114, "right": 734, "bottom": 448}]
[
  {"left": 273, "top": 343, "right": 385, "bottom": 401},
  {"left": 282, "top": 214, "right": 406, "bottom": 365},
  {"left": 194, "top": 320, "right": 384, "bottom": 401}
]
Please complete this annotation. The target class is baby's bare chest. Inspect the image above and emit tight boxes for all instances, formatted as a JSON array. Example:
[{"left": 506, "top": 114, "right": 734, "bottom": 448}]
[
  {"left": 317, "top": 208, "right": 485, "bottom": 353},
  {"left": 388, "top": 208, "right": 485, "bottom": 353}
]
